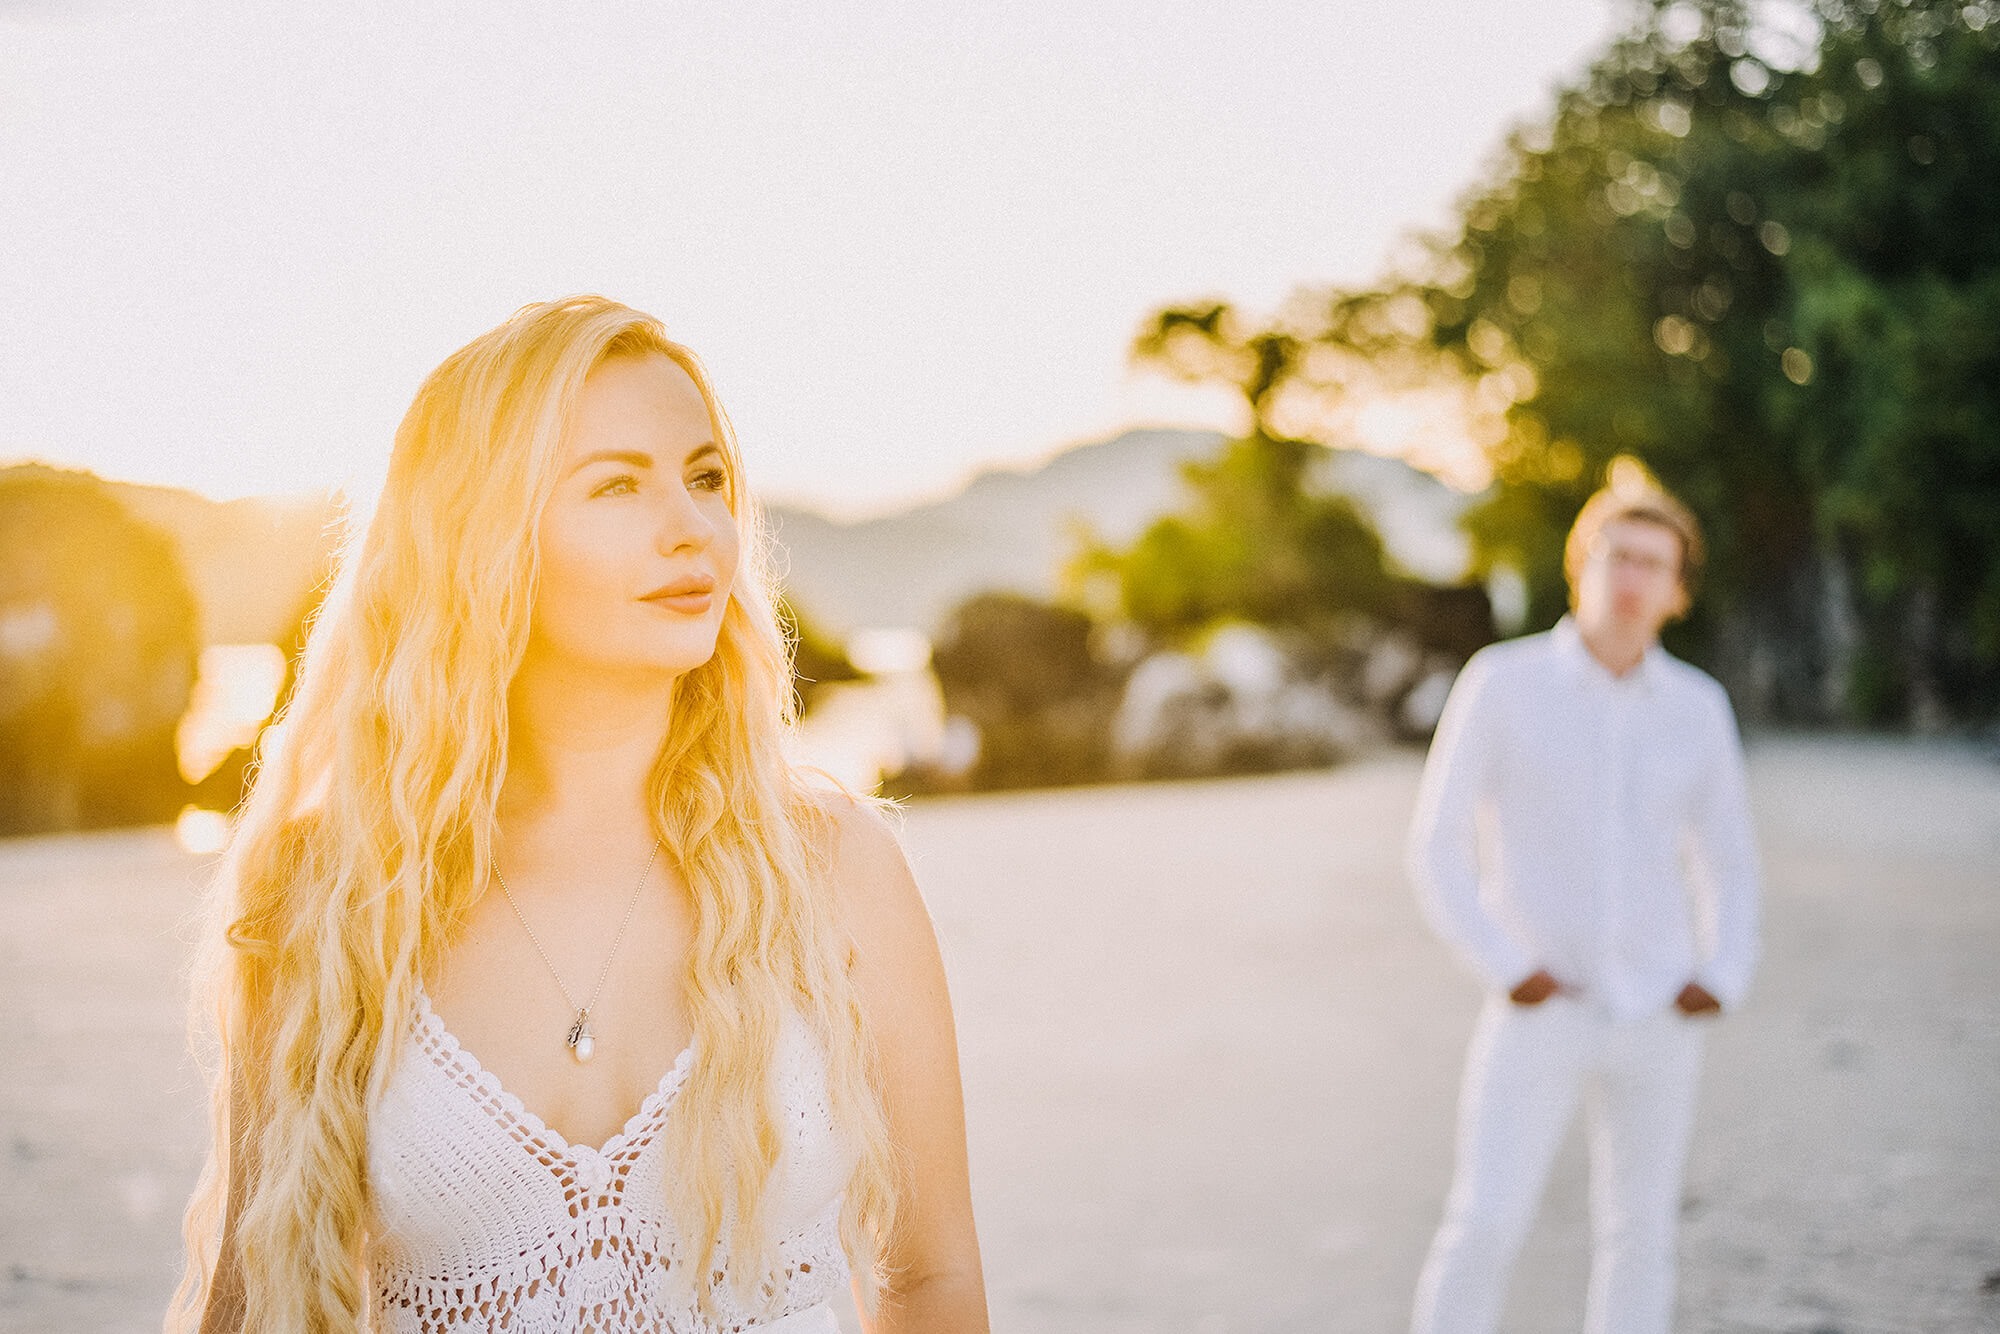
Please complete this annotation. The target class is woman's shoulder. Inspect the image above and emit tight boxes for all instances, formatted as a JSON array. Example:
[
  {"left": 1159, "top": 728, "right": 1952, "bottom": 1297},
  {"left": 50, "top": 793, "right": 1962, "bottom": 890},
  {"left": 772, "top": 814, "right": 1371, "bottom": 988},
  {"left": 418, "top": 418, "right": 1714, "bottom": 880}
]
[
  {"left": 789, "top": 767, "right": 891, "bottom": 847},
  {"left": 799, "top": 785, "right": 931, "bottom": 956},
  {"left": 810, "top": 788, "right": 911, "bottom": 894}
]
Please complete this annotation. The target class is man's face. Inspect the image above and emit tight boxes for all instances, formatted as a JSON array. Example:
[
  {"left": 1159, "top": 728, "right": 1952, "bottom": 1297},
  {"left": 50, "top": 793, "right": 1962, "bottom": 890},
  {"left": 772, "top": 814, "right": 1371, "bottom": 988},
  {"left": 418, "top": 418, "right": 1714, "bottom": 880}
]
[{"left": 1573, "top": 516, "right": 1688, "bottom": 639}]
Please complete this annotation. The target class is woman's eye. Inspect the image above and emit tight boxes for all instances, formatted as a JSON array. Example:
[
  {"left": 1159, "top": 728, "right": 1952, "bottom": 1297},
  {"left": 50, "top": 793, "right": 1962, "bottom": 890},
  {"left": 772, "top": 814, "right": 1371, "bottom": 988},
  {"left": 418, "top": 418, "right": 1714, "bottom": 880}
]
[
  {"left": 688, "top": 468, "right": 728, "bottom": 493},
  {"left": 591, "top": 474, "right": 641, "bottom": 498}
]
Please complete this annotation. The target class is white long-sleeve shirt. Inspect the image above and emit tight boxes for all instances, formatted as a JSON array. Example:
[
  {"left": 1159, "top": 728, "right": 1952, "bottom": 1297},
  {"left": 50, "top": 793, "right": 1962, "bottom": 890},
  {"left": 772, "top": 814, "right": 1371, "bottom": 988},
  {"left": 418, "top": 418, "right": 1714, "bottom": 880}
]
[{"left": 1407, "top": 616, "right": 1761, "bottom": 1017}]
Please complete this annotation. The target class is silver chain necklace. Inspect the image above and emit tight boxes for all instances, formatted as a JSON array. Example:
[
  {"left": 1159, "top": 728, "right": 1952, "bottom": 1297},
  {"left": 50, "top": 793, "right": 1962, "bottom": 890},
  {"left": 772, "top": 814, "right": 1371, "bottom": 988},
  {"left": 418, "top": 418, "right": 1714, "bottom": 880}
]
[{"left": 492, "top": 839, "right": 661, "bottom": 1064}]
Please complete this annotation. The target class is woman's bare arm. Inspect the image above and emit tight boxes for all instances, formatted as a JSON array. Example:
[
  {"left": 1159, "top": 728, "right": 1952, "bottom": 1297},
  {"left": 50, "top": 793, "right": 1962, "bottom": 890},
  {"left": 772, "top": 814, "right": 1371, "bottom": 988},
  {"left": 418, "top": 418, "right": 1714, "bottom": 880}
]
[{"left": 829, "top": 799, "right": 989, "bottom": 1334}]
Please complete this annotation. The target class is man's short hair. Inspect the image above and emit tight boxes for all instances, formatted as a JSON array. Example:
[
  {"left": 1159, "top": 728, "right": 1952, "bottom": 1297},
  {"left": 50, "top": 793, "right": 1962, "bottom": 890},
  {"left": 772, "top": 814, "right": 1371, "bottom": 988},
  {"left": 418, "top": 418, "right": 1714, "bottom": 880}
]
[{"left": 1563, "top": 469, "right": 1706, "bottom": 600}]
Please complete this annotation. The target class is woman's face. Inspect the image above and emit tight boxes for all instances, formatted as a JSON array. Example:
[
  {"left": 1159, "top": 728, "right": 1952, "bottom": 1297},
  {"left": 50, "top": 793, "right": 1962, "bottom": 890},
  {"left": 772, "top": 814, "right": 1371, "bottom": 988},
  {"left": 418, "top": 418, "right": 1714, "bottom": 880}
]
[{"left": 524, "top": 351, "right": 741, "bottom": 683}]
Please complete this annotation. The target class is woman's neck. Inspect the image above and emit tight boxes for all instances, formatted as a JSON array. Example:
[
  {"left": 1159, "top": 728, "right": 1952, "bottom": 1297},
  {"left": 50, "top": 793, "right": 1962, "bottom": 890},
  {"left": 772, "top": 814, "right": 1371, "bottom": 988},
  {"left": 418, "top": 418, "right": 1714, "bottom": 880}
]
[{"left": 499, "top": 656, "right": 677, "bottom": 856}]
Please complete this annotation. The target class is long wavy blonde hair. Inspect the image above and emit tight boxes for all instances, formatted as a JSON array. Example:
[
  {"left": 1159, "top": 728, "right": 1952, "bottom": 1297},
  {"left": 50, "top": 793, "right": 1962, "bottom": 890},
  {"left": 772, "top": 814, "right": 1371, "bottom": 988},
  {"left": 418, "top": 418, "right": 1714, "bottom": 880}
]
[{"left": 167, "top": 295, "right": 899, "bottom": 1333}]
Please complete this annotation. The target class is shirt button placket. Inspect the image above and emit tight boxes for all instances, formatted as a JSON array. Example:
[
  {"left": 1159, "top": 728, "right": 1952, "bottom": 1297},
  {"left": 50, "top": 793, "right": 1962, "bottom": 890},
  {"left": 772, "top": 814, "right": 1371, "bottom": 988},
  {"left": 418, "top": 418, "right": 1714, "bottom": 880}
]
[{"left": 1600, "top": 683, "right": 1629, "bottom": 1014}]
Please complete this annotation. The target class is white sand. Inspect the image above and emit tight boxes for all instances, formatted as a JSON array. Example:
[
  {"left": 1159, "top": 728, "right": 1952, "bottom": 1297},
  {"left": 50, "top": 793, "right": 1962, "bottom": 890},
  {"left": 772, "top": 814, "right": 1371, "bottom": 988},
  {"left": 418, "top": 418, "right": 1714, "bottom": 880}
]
[{"left": 2, "top": 736, "right": 1996, "bottom": 1333}]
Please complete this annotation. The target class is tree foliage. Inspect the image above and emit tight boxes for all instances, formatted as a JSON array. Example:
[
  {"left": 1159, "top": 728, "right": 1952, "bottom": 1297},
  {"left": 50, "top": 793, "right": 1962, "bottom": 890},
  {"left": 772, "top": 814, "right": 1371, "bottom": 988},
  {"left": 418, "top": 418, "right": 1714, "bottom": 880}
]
[
  {"left": 776, "top": 594, "right": 861, "bottom": 715},
  {"left": 1081, "top": 298, "right": 1407, "bottom": 644},
  {"left": 1134, "top": 0, "right": 2000, "bottom": 724},
  {"left": 926, "top": 591, "right": 1125, "bottom": 790},
  {"left": 1080, "top": 432, "right": 1399, "bottom": 641},
  {"left": 0, "top": 466, "right": 201, "bottom": 833}
]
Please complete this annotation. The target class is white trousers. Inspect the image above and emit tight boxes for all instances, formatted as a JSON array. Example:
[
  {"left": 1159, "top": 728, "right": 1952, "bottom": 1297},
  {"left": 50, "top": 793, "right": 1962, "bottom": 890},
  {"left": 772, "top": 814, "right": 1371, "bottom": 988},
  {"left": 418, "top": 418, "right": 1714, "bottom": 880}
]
[{"left": 1410, "top": 995, "right": 1707, "bottom": 1334}]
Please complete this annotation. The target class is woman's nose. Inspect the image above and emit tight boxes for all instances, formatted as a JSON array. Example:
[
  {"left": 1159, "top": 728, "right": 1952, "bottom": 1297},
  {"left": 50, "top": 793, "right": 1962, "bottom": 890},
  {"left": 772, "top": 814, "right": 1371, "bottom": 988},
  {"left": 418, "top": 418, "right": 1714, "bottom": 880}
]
[{"left": 656, "top": 484, "right": 715, "bottom": 555}]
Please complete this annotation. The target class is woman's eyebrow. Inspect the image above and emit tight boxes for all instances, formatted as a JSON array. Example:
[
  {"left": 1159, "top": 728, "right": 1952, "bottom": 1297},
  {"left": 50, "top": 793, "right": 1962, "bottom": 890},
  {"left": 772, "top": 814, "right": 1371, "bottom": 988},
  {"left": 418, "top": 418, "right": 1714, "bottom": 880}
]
[
  {"left": 685, "top": 442, "right": 722, "bottom": 466},
  {"left": 567, "top": 449, "right": 655, "bottom": 475}
]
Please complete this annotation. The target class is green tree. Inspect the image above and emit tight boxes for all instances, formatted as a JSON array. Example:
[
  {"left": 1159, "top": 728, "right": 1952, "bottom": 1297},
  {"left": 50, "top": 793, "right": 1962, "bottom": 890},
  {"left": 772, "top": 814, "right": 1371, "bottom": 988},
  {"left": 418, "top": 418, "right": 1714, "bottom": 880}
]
[
  {"left": 1082, "top": 304, "right": 1401, "bottom": 644},
  {"left": 0, "top": 466, "right": 201, "bottom": 833},
  {"left": 1767, "top": 1, "right": 2000, "bottom": 720},
  {"left": 1134, "top": 0, "right": 2000, "bottom": 723},
  {"left": 925, "top": 591, "right": 1123, "bottom": 790},
  {"left": 776, "top": 594, "right": 861, "bottom": 715}
]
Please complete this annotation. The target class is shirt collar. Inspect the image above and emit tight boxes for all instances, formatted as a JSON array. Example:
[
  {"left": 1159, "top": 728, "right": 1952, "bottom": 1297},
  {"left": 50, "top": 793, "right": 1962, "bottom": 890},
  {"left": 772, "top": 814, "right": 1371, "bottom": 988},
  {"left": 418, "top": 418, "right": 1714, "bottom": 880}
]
[{"left": 1551, "top": 615, "right": 1664, "bottom": 692}]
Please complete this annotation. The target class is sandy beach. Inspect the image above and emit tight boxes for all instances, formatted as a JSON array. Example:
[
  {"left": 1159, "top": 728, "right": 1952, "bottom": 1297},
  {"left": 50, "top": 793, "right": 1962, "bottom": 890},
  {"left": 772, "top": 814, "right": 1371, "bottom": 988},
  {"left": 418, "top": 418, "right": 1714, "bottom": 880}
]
[{"left": 2, "top": 735, "right": 1996, "bottom": 1333}]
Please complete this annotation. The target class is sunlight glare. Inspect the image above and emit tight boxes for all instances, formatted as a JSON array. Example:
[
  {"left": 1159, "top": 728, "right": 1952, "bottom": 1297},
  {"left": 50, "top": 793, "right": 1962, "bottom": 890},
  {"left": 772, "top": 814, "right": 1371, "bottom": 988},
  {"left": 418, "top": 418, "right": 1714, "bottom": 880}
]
[{"left": 175, "top": 806, "right": 232, "bottom": 856}]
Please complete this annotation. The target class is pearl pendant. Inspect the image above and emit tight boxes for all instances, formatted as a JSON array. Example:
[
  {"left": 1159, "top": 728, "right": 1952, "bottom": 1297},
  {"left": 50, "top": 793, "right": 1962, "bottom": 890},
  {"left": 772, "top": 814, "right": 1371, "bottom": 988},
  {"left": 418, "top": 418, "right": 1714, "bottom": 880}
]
[{"left": 567, "top": 1015, "right": 595, "bottom": 1064}]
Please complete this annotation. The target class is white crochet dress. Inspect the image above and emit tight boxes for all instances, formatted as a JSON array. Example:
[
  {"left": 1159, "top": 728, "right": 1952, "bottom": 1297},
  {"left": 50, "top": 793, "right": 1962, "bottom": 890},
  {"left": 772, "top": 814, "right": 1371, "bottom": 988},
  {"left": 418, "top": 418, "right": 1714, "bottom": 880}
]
[{"left": 365, "top": 990, "right": 852, "bottom": 1333}]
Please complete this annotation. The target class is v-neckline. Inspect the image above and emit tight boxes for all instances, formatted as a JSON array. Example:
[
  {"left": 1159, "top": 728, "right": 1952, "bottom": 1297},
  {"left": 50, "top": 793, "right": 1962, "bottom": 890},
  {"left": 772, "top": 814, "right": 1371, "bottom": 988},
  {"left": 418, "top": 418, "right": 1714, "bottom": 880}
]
[{"left": 411, "top": 986, "right": 697, "bottom": 1159}]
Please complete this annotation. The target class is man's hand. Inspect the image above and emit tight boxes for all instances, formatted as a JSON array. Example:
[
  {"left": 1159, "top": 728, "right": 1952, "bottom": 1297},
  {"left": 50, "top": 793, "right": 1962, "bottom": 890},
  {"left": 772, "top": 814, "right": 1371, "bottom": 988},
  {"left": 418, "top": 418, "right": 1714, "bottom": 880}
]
[
  {"left": 1508, "top": 968, "right": 1564, "bottom": 1006},
  {"left": 1674, "top": 981, "right": 1722, "bottom": 1015}
]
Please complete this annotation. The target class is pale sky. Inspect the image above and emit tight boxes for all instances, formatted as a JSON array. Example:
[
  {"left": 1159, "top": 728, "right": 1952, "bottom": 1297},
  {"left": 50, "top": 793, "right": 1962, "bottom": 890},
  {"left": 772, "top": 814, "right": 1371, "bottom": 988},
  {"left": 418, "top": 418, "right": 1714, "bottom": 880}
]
[{"left": 0, "top": 0, "right": 1622, "bottom": 518}]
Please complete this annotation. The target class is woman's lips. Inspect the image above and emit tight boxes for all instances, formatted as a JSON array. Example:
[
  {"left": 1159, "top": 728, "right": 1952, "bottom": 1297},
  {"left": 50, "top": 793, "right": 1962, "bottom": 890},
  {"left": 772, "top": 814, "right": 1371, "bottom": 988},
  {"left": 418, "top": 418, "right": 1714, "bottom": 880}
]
[
  {"left": 641, "top": 574, "right": 716, "bottom": 615},
  {"left": 642, "top": 590, "right": 713, "bottom": 615}
]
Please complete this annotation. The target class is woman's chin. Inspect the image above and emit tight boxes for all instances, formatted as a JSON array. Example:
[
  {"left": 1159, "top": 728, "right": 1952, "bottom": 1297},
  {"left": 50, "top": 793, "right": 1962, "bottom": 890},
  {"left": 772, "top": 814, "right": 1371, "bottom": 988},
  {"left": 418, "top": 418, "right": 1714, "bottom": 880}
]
[
  {"left": 523, "top": 642, "right": 720, "bottom": 684},
  {"left": 634, "top": 642, "right": 721, "bottom": 679}
]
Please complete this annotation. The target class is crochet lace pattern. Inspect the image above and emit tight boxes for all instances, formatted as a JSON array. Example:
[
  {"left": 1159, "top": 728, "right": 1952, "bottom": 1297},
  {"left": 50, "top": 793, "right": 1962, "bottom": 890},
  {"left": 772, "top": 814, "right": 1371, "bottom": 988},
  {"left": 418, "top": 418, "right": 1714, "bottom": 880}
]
[{"left": 365, "top": 991, "right": 850, "bottom": 1333}]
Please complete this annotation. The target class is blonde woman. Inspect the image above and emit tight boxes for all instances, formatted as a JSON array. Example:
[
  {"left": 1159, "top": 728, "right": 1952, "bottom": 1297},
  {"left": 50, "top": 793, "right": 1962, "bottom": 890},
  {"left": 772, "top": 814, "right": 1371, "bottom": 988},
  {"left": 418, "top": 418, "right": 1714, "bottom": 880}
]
[{"left": 170, "top": 296, "right": 988, "bottom": 1333}]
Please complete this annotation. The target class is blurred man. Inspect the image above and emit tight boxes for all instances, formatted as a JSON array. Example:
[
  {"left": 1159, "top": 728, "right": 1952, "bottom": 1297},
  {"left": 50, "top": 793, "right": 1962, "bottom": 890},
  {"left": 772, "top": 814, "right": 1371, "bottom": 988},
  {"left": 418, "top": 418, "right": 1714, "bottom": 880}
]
[{"left": 1406, "top": 473, "right": 1760, "bottom": 1334}]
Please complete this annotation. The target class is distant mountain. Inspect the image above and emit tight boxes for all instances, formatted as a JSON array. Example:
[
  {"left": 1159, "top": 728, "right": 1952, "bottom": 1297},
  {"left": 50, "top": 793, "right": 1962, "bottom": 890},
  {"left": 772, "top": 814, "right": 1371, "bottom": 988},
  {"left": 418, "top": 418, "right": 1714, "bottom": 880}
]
[
  {"left": 0, "top": 464, "right": 339, "bottom": 647},
  {"left": 768, "top": 428, "right": 1483, "bottom": 636}
]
